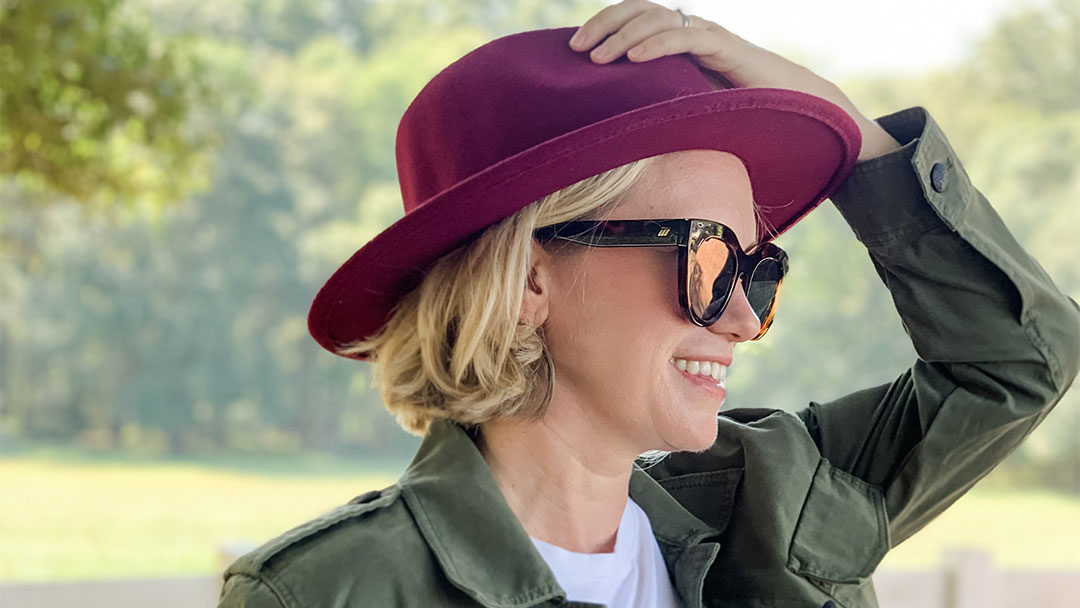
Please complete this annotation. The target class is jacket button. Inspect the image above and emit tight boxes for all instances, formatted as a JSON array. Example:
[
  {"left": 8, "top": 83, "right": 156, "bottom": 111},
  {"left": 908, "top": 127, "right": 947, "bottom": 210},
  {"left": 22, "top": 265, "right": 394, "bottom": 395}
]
[
  {"left": 930, "top": 161, "right": 949, "bottom": 192},
  {"left": 822, "top": 602, "right": 837, "bottom": 608}
]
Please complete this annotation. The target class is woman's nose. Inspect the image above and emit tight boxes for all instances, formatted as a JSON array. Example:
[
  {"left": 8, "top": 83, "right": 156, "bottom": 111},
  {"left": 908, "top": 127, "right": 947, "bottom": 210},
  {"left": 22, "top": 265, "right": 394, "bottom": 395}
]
[{"left": 708, "top": 278, "right": 762, "bottom": 343}]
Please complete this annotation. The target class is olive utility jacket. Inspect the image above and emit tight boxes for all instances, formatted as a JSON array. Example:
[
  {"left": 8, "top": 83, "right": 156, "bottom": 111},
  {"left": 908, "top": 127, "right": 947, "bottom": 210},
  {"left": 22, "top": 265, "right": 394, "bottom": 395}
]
[{"left": 219, "top": 108, "right": 1080, "bottom": 608}]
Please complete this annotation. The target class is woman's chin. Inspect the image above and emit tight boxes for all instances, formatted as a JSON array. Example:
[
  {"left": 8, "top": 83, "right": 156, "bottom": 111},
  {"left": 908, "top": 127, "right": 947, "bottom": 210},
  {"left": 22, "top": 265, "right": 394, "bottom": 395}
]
[{"left": 662, "top": 418, "right": 720, "bottom": 453}]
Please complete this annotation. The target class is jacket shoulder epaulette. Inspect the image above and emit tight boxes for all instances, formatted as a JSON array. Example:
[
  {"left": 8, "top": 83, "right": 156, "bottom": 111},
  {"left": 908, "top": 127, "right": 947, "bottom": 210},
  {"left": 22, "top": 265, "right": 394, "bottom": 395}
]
[{"left": 225, "top": 483, "right": 403, "bottom": 578}]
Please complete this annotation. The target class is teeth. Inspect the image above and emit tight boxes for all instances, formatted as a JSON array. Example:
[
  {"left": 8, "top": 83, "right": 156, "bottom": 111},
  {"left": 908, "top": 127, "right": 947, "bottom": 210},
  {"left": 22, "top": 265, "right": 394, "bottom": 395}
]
[{"left": 672, "top": 358, "right": 727, "bottom": 381}]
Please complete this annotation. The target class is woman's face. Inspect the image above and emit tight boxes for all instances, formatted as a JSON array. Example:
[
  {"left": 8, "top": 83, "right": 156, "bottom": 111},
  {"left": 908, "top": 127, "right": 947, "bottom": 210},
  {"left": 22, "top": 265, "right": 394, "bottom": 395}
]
[{"left": 540, "top": 150, "right": 762, "bottom": 456}]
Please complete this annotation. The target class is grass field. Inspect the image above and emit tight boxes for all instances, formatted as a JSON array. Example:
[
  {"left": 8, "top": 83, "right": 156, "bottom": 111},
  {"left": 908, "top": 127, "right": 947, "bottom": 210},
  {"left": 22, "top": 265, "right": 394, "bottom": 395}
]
[
  {"left": 1, "top": 457, "right": 1077, "bottom": 582},
  {"left": 879, "top": 489, "right": 1080, "bottom": 570},
  {"left": 0, "top": 457, "right": 399, "bottom": 582}
]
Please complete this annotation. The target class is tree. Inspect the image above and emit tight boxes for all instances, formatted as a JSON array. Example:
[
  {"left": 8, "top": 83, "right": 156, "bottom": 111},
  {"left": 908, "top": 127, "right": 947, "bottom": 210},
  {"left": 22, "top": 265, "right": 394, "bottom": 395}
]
[
  {"left": 0, "top": 0, "right": 217, "bottom": 205},
  {"left": 0, "top": 0, "right": 593, "bottom": 456}
]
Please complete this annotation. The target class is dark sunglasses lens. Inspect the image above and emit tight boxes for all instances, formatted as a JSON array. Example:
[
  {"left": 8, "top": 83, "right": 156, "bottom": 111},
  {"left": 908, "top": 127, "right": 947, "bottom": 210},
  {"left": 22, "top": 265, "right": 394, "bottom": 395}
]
[
  {"left": 746, "top": 257, "right": 783, "bottom": 320},
  {"left": 690, "top": 237, "right": 737, "bottom": 323}
]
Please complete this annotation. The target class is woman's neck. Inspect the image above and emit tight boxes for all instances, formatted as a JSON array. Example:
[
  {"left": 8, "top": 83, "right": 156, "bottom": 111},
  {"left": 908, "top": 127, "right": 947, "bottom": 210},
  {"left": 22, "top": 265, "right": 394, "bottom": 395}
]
[{"left": 477, "top": 410, "right": 639, "bottom": 554}]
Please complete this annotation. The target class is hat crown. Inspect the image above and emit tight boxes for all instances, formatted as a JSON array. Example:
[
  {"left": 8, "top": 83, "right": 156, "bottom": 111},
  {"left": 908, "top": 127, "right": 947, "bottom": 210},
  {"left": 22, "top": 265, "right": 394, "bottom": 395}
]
[
  {"left": 395, "top": 27, "right": 712, "bottom": 213},
  {"left": 311, "top": 27, "right": 860, "bottom": 358}
]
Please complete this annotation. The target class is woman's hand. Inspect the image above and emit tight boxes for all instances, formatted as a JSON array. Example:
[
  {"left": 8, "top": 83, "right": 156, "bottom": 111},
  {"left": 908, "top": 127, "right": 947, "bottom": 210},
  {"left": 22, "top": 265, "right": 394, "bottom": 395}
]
[{"left": 570, "top": 0, "right": 901, "bottom": 161}]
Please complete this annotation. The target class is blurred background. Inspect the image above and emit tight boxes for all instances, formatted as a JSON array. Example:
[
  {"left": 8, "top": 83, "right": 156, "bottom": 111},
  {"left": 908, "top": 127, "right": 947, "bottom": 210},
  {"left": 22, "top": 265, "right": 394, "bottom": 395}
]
[{"left": 0, "top": 0, "right": 1076, "bottom": 606}]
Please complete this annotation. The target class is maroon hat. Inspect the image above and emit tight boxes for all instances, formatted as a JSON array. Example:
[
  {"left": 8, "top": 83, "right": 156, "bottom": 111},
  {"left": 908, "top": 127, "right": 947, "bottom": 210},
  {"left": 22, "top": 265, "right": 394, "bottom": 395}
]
[{"left": 309, "top": 27, "right": 860, "bottom": 358}]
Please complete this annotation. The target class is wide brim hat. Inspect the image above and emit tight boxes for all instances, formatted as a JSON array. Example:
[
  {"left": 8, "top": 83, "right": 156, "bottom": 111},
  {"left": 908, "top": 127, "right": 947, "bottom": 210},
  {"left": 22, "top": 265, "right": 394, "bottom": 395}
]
[{"left": 309, "top": 27, "right": 861, "bottom": 358}]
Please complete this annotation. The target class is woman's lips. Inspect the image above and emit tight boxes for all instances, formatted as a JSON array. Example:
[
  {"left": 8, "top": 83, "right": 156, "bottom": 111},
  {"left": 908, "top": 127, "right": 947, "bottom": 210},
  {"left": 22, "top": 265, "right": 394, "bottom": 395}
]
[
  {"left": 677, "top": 369, "right": 726, "bottom": 394},
  {"left": 670, "top": 358, "right": 727, "bottom": 396}
]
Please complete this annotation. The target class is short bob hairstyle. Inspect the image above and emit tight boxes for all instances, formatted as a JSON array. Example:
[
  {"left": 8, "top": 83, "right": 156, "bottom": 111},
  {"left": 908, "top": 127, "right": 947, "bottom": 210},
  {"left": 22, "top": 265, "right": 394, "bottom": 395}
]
[{"left": 341, "top": 157, "right": 656, "bottom": 434}]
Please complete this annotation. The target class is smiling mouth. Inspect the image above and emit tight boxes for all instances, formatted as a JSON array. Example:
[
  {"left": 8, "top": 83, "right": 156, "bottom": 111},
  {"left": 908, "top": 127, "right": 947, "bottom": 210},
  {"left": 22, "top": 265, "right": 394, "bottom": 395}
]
[{"left": 670, "top": 357, "right": 727, "bottom": 381}]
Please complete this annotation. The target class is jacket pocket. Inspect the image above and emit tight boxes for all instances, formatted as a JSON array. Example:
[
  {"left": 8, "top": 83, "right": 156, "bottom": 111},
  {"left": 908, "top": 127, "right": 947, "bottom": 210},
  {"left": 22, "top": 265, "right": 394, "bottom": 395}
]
[{"left": 786, "top": 458, "right": 889, "bottom": 587}]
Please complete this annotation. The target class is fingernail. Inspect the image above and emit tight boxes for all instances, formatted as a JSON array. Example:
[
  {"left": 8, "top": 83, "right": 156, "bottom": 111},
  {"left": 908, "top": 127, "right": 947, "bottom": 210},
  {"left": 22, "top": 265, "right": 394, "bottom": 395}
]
[
  {"left": 569, "top": 29, "right": 583, "bottom": 47},
  {"left": 591, "top": 47, "right": 607, "bottom": 61}
]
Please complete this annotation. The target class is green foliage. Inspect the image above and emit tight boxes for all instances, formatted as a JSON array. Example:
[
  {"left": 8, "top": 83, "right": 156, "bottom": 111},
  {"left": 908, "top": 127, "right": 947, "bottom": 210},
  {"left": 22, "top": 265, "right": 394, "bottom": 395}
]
[
  {"left": 963, "top": 0, "right": 1079, "bottom": 113},
  {"left": 0, "top": 0, "right": 217, "bottom": 204},
  {"left": 0, "top": 0, "right": 595, "bottom": 457}
]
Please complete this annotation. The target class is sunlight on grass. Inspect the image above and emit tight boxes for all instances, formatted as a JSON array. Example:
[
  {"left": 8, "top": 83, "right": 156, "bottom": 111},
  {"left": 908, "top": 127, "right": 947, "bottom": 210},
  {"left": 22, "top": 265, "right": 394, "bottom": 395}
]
[
  {"left": 0, "top": 459, "right": 395, "bottom": 582},
  {"left": 1, "top": 458, "right": 1077, "bottom": 581},
  {"left": 880, "top": 489, "right": 1080, "bottom": 570}
]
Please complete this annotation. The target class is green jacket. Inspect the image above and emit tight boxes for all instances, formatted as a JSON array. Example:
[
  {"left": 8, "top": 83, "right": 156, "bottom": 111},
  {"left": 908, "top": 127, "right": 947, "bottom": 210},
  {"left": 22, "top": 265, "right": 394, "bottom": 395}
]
[{"left": 219, "top": 107, "right": 1080, "bottom": 608}]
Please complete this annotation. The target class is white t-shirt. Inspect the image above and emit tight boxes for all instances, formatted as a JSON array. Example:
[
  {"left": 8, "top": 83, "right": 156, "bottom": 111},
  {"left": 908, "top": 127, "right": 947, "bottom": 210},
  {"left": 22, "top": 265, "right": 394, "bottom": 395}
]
[{"left": 530, "top": 498, "right": 682, "bottom": 608}]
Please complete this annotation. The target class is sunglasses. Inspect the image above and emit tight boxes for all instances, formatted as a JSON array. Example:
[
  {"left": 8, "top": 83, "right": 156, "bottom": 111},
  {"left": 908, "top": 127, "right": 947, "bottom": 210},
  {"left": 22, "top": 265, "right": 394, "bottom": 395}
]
[{"left": 533, "top": 219, "right": 788, "bottom": 340}]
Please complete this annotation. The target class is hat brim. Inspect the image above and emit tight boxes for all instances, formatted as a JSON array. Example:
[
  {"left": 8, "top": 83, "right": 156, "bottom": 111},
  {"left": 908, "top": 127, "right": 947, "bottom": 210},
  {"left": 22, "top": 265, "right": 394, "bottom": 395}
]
[{"left": 309, "top": 87, "right": 860, "bottom": 357}]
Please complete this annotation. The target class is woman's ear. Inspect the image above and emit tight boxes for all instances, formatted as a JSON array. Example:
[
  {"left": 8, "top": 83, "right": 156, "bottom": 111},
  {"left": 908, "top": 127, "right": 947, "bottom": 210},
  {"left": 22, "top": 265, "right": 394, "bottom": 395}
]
[{"left": 519, "top": 239, "right": 551, "bottom": 326}]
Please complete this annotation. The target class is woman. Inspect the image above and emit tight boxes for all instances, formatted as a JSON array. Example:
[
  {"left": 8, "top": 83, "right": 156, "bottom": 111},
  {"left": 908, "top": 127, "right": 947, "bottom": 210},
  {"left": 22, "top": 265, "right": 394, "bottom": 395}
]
[{"left": 220, "top": 2, "right": 1079, "bottom": 607}]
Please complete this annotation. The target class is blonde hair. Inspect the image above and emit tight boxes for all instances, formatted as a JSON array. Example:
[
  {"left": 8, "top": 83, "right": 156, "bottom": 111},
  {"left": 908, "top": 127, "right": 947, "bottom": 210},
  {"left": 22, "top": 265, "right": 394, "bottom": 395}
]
[{"left": 341, "top": 158, "right": 656, "bottom": 434}]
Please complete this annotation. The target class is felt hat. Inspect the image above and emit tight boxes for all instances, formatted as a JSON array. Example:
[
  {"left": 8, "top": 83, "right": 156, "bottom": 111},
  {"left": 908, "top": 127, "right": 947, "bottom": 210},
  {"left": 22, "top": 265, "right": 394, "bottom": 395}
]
[{"left": 309, "top": 27, "right": 861, "bottom": 358}]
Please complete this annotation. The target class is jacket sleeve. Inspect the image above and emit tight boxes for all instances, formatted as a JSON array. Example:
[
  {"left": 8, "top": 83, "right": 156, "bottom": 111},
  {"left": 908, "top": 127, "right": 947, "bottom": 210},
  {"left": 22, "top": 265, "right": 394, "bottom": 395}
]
[{"left": 796, "top": 106, "right": 1080, "bottom": 546}]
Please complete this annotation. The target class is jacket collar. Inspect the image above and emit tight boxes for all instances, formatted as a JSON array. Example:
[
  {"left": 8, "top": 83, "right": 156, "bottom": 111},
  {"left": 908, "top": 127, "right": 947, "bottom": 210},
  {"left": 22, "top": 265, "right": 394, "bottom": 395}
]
[
  {"left": 629, "top": 469, "right": 724, "bottom": 608},
  {"left": 629, "top": 466, "right": 721, "bottom": 551},
  {"left": 399, "top": 420, "right": 720, "bottom": 608},
  {"left": 399, "top": 420, "right": 564, "bottom": 607}
]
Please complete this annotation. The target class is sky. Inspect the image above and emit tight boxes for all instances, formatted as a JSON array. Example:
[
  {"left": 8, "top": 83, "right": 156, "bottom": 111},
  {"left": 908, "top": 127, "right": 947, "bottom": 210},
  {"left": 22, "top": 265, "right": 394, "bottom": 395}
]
[{"left": 653, "top": 0, "right": 1048, "bottom": 79}]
